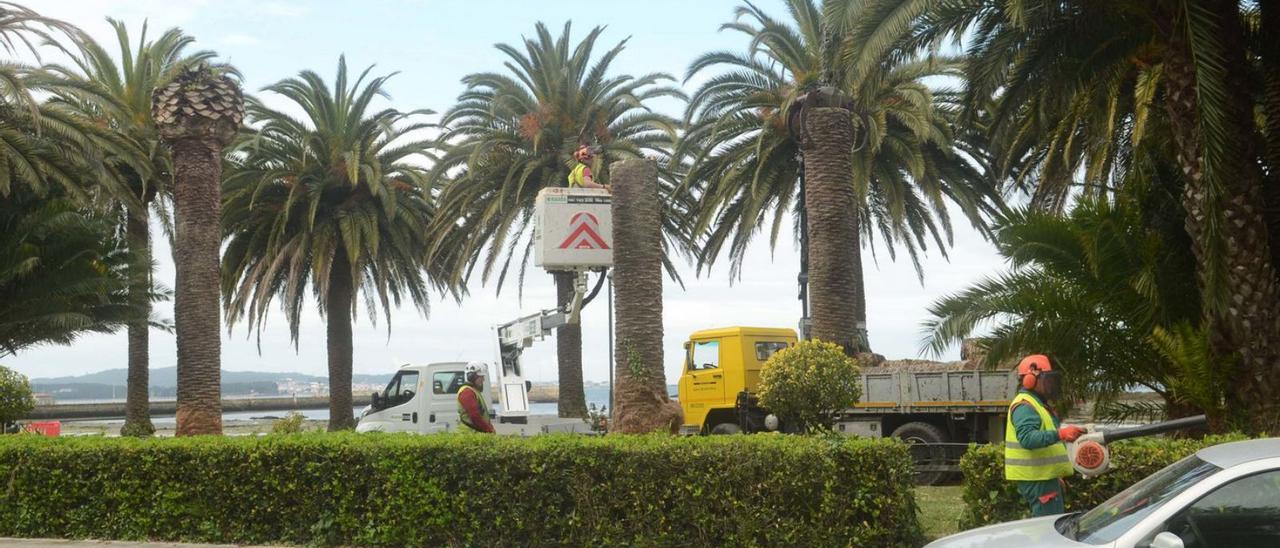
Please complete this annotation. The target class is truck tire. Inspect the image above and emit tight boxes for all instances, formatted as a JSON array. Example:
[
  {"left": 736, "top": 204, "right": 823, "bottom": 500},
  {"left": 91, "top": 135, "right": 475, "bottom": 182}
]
[
  {"left": 892, "top": 422, "right": 948, "bottom": 486},
  {"left": 710, "top": 422, "right": 742, "bottom": 435}
]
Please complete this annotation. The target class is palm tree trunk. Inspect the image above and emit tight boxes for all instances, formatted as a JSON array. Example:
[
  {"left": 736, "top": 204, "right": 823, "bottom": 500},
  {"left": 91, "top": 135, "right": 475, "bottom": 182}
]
[
  {"left": 1259, "top": 0, "right": 1280, "bottom": 272},
  {"left": 554, "top": 271, "right": 588, "bottom": 418},
  {"left": 1164, "top": 5, "right": 1280, "bottom": 434},
  {"left": 801, "top": 106, "right": 868, "bottom": 356},
  {"left": 121, "top": 211, "right": 154, "bottom": 437},
  {"left": 610, "top": 158, "right": 681, "bottom": 434},
  {"left": 326, "top": 247, "right": 356, "bottom": 431},
  {"left": 171, "top": 138, "right": 223, "bottom": 436}
]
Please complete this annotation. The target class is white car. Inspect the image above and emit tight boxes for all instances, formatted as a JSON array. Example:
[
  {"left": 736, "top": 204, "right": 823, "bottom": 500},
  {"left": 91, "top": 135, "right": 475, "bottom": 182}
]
[{"left": 927, "top": 438, "right": 1280, "bottom": 548}]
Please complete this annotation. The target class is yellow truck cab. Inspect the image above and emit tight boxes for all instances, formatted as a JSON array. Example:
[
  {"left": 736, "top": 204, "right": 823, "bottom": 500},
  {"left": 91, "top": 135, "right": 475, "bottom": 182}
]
[{"left": 677, "top": 327, "right": 796, "bottom": 434}]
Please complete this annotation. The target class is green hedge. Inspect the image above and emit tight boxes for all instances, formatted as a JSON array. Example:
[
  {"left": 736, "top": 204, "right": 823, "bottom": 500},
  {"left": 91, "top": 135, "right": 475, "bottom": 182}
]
[
  {"left": 959, "top": 434, "right": 1248, "bottom": 529},
  {"left": 0, "top": 433, "right": 923, "bottom": 546}
]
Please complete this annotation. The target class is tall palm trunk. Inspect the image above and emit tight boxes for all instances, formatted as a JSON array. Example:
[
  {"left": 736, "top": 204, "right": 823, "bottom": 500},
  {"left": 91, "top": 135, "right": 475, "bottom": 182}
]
[
  {"left": 168, "top": 136, "right": 226, "bottom": 436},
  {"left": 800, "top": 105, "right": 867, "bottom": 356},
  {"left": 152, "top": 64, "right": 243, "bottom": 436},
  {"left": 554, "top": 271, "right": 587, "bottom": 418},
  {"left": 1259, "top": 0, "right": 1280, "bottom": 272},
  {"left": 326, "top": 247, "right": 356, "bottom": 430},
  {"left": 611, "top": 158, "right": 681, "bottom": 434},
  {"left": 1163, "top": 4, "right": 1280, "bottom": 434},
  {"left": 121, "top": 211, "right": 154, "bottom": 436}
]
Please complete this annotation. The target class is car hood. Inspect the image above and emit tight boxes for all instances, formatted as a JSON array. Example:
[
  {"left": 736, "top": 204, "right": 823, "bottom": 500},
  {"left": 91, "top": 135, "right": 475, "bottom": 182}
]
[{"left": 925, "top": 515, "right": 1088, "bottom": 548}]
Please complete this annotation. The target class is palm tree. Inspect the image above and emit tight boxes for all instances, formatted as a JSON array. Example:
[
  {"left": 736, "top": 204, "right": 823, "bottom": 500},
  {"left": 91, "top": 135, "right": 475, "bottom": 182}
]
[
  {"left": 676, "top": 0, "right": 1001, "bottom": 355},
  {"left": 920, "top": 0, "right": 1280, "bottom": 432},
  {"left": 0, "top": 189, "right": 144, "bottom": 356},
  {"left": 151, "top": 63, "right": 243, "bottom": 436},
  {"left": 0, "top": 6, "right": 140, "bottom": 204},
  {"left": 47, "top": 20, "right": 216, "bottom": 436},
  {"left": 610, "top": 158, "right": 681, "bottom": 433},
  {"left": 428, "top": 22, "right": 682, "bottom": 418},
  {"left": 920, "top": 183, "right": 1234, "bottom": 427},
  {"left": 222, "top": 57, "right": 443, "bottom": 431}
]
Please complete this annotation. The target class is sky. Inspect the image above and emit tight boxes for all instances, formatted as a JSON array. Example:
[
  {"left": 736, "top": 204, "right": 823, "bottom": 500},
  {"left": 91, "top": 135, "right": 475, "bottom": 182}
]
[{"left": 6, "top": 0, "right": 1005, "bottom": 384}]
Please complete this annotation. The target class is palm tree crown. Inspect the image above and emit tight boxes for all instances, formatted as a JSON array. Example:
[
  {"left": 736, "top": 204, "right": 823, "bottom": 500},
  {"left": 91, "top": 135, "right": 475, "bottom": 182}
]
[
  {"left": 676, "top": 0, "right": 1001, "bottom": 278},
  {"left": 428, "top": 21, "right": 684, "bottom": 289}
]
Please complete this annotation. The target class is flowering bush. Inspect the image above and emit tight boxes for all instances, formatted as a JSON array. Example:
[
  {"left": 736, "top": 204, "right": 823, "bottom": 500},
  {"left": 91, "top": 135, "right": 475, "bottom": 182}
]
[{"left": 757, "top": 340, "right": 862, "bottom": 431}]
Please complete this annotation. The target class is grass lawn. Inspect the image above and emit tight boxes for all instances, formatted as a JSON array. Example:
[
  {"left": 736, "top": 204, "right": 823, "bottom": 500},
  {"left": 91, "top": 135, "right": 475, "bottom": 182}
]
[{"left": 916, "top": 485, "right": 964, "bottom": 541}]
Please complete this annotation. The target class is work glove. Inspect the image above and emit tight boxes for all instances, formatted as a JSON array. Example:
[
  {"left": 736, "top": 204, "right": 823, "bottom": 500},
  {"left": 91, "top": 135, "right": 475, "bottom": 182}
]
[{"left": 1058, "top": 425, "right": 1086, "bottom": 442}]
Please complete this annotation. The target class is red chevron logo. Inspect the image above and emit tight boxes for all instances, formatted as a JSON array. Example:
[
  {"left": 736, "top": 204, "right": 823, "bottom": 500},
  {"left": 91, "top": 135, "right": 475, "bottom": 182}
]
[{"left": 559, "top": 212, "right": 610, "bottom": 250}]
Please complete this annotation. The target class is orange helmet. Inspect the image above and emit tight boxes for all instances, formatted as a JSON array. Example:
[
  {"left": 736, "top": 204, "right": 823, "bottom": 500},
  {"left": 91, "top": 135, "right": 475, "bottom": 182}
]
[
  {"left": 1017, "top": 354, "right": 1052, "bottom": 376},
  {"left": 1017, "top": 354, "right": 1054, "bottom": 390}
]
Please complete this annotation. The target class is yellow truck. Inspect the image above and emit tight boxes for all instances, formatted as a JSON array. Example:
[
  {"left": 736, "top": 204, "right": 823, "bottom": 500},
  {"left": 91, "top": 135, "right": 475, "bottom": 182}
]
[{"left": 676, "top": 326, "right": 1018, "bottom": 484}]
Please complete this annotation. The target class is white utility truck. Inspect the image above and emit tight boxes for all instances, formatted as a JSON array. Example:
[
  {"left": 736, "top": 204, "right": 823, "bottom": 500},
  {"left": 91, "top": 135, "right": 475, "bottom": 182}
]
[
  {"left": 356, "top": 362, "right": 469, "bottom": 433},
  {"left": 356, "top": 187, "right": 612, "bottom": 433}
]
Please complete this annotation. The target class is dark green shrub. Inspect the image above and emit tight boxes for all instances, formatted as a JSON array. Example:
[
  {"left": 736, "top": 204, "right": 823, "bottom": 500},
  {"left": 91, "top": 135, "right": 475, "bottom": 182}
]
[
  {"left": 959, "top": 434, "right": 1249, "bottom": 529},
  {"left": 0, "top": 433, "right": 923, "bottom": 546}
]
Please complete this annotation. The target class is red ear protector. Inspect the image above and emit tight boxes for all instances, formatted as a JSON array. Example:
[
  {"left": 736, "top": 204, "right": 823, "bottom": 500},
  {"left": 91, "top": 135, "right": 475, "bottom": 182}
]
[
  {"left": 1022, "top": 369, "right": 1039, "bottom": 390},
  {"left": 1017, "top": 354, "right": 1053, "bottom": 390}
]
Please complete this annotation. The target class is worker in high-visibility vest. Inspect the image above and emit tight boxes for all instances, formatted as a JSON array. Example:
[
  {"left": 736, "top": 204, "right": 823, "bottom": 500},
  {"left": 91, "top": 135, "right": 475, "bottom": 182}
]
[
  {"left": 1005, "top": 354, "right": 1085, "bottom": 517},
  {"left": 457, "top": 362, "right": 495, "bottom": 433},
  {"left": 567, "top": 145, "right": 609, "bottom": 191}
]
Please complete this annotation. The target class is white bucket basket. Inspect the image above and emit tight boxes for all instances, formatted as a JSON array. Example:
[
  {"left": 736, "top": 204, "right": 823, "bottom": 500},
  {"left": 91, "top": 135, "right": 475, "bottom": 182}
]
[{"left": 533, "top": 187, "right": 613, "bottom": 270}]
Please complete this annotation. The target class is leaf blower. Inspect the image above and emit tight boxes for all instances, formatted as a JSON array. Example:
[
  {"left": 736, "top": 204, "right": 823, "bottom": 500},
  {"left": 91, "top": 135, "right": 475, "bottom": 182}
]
[{"left": 1069, "top": 415, "right": 1209, "bottom": 477}]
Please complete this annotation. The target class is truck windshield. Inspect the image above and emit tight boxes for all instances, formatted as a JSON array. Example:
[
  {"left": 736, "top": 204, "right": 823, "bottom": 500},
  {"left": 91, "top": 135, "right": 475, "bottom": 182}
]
[{"left": 1071, "top": 455, "right": 1220, "bottom": 544}]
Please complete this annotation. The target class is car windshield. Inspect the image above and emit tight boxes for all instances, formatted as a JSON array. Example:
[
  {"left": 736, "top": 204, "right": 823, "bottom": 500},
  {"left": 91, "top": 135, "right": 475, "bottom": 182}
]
[{"left": 1071, "top": 455, "right": 1221, "bottom": 544}]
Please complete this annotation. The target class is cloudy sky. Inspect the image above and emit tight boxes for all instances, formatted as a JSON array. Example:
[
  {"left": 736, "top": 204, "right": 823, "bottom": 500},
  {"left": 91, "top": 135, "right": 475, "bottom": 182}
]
[{"left": 6, "top": 0, "right": 1004, "bottom": 384}]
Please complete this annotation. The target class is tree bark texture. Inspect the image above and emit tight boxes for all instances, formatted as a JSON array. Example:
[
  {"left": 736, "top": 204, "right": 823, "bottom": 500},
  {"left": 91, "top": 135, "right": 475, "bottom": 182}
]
[
  {"left": 121, "top": 212, "right": 154, "bottom": 437},
  {"left": 1164, "top": 5, "right": 1280, "bottom": 434},
  {"left": 800, "top": 106, "right": 867, "bottom": 356},
  {"left": 326, "top": 248, "right": 356, "bottom": 431},
  {"left": 610, "top": 158, "right": 682, "bottom": 434},
  {"left": 554, "top": 271, "right": 588, "bottom": 418},
  {"left": 171, "top": 138, "right": 224, "bottom": 436},
  {"left": 1259, "top": 0, "right": 1280, "bottom": 274}
]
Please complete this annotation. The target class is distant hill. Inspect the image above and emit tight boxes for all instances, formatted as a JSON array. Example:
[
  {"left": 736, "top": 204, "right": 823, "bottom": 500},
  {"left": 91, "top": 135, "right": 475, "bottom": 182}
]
[{"left": 31, "top": 367, "right": 391, "bottom": 388}]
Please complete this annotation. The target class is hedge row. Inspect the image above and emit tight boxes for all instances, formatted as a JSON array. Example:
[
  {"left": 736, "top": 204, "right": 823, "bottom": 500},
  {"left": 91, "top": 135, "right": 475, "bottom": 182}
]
[
  {"left": 0, "top": 433, "right": 923, "bottom": 546},
  {"left": 959, "top": 434, "right": 1248, "bottom": 529}
]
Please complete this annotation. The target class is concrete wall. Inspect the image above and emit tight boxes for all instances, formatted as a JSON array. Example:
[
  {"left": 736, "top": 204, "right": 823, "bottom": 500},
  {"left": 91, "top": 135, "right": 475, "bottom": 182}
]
[{"left": 26, "top": 394, "right": 374, "bottom": 420}]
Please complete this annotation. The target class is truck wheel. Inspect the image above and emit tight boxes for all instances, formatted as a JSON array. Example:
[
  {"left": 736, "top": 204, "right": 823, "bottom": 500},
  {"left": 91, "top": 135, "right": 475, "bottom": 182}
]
[
  {"left": 710, "top": 422, "right": 742, "bottom": 435},
  {"left": 892, "top": 422, "right": 947, "bottom": 486}
]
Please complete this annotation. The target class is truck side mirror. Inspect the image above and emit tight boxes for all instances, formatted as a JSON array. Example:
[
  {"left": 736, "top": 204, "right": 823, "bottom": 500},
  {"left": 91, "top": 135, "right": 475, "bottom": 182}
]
[
  {"left": 526, "top": 380, "right": 532, "bottom": 392},
  {"left": 371, "top": 392, "right": 381, "bottom": 409}
]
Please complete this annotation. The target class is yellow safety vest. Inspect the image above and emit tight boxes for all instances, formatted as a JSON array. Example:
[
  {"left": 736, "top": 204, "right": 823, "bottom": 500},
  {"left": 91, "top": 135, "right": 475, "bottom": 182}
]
[
  {"left": 1004, "top": 392, "right": 1074, "bottom": 480},
  {"left": 567, "top": 163, "right": 588, "bottom": 187},
  {"left": 457, "top": 384, "right": 489, "bottom": 431}
]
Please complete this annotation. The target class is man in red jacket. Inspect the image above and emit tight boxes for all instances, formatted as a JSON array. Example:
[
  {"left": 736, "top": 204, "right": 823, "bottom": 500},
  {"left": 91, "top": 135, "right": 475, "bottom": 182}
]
[{"left": 457, "top": 362, "right": 495, "bottom": 433}]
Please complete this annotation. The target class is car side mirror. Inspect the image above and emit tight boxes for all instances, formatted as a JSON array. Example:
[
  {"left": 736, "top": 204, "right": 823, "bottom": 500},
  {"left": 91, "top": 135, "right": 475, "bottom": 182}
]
[
  {"left": 525, "top": 380, "right": 532, "bottom": 392},
  {"left": 1150, "top": 532, "right": 1184, "bottom": 548},
  {"left": 371, "top": 392, "right": 381, "bottom": 408}
]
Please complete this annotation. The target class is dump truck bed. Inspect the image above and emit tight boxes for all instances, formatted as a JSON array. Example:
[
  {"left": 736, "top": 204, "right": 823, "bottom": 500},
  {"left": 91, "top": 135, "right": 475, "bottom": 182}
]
[{"left": 846, "top": 368, "right": 1017, "bottom": 415}]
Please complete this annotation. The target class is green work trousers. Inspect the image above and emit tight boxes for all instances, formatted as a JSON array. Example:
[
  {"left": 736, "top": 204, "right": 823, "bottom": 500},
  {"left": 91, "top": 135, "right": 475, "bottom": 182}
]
[{"left": 1016, "top": 478, "right": 1065, "bottom": 517}]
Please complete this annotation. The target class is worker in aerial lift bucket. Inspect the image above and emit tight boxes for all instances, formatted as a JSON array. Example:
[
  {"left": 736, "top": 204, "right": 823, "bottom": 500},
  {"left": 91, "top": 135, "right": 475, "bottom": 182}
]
[
  {"left": 1005, "top": 354, "right": 1086, "bottom": 517},
  {"left": 457, "top": 362, "right": 495, "bottom": 433},
  {"left": 568, "top": 144, "right": 610, "bottom": 191}
]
